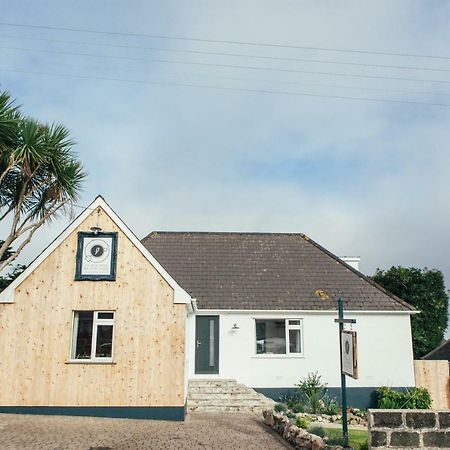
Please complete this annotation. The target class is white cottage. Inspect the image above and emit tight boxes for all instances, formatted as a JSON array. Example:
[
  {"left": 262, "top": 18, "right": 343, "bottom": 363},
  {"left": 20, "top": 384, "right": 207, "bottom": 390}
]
[
  {"left": 143, "top": 229, "right": 416, "bottom": 410},
  {"left": 0, "top": 197, "right": 416, "bottom": 419}
]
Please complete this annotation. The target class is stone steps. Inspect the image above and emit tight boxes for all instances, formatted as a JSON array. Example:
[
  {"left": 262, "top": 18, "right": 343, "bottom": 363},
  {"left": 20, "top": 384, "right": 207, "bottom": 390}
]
[
  {"left": 189, "top": 383, "right": 253, "bottom": 390},
  {"left": 189, "top": 405, "right": 268, "bottom": 413},
  {"left": 189, "top": 393, "right": 265, "bottom": 400},
  {"left": 189, "top": 398, "right": 270, "bottom": 406},
  {"left": 189, "top": 379, "right": 237, "bottom": 387},
  {"left": 189, "top": 387, "right": 264, "bottom": 395},
  {"left": 187, "top": 379, "right": 275, "bottom": 413}
]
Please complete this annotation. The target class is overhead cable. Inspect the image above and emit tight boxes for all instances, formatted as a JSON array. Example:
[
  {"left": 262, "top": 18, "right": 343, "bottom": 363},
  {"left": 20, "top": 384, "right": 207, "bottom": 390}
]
[
  {"left": 1, "top": 56, "right": 447, "bottom": 97},
  {"left": 1, "top": 46, "right": 450, "bottom": 85},
  {"left": 0, "top": 21, "right": 449, "bottom": 61},
  {"left": 1, "top": 33, "right": 449, "bottom": 73},
  {"left": 2, "top": 67, "right": 449, "bottom": 107}
]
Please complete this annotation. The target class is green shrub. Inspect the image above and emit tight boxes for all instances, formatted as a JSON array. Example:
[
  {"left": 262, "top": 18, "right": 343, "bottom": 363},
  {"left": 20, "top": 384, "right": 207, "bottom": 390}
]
[
  {"left": 279, "top": 391, "right": 301, "bottom": 408},
  {"left": 295, "top": 372, "right": 341, "bottom": 415},
  {"left": 296, "top": 372, "right": 326, "bottom": 414},
  {"left": 377, "top": 386, "right": 400, "bottom": 408},
  {"left": 308, "top": 426, "right": 326, "bottom": 438},
  {"left": 406, "top": 387, "right": 433, "bottom": 409},
  {"left": 291, "top": 403, "right": 305, "bottom": 413},
  {"left": 360, "top": 440, "right": 369, "bottom": 450},
  {"left": 319, "top": 395, "right": 340, "bottom": 415},
  {"left": 286, "top": 410, "right": 296, "bottom": 419},
  {"left": 296, "top": 416, "right": 310, "bottom": 429},
  {"left": 274, "top": 403, "right": 287, "bottom": 412},
  {"left": 326, "top": 434, "right": 344, "bottom": 446},
  {"left": 377, "top": 386, "right": 432, "bottom": 409}
]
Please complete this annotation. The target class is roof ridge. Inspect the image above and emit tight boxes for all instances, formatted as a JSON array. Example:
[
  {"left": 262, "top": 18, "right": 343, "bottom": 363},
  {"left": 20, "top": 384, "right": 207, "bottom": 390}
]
[
  {"left": 142, "top": 231, "right": 304, "bottom": 240},
  {"left": 299, "top": 234, "right": 416, "bottom": 312},
  {"left": 146, "top": 231, "right": 303, "bottom": 234}
]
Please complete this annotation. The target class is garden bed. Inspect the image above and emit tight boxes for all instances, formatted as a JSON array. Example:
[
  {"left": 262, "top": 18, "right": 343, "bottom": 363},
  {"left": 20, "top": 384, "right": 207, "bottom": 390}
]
[{"left": 263, "top": 409, "right": 369, "bottom": 450}]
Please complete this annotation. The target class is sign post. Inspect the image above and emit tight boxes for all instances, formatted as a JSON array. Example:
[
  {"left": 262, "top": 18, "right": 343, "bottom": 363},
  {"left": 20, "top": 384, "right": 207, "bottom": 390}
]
[{"left": 334, "top": 298, "right": 357, "bottom": 449}]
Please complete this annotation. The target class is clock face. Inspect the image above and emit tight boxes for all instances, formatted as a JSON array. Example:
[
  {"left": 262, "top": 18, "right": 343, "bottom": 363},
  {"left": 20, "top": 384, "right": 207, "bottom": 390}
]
[
  {"left": 84, "top": 239, "right": 110, "bottom": 263},
  {"left": 75, "top": 232, "right": 117, "bottom": 280}
]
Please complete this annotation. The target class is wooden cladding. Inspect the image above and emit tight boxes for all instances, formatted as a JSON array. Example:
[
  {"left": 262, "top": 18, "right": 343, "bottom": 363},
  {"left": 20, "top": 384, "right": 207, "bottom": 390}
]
[
  {"left": 414, "top": 360, "right": 450, "bottom": 409},
  {"left": 0, "top": 207, "right": 186, "bottom": 407}
]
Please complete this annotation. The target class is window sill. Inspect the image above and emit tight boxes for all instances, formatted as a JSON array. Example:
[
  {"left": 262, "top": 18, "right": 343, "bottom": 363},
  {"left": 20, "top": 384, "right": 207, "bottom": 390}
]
[
  {"left": 252, "top": 354, "right": 305, "bottom": 359},
  {"left": 65, "top": 360, "right": 116, "bottom": 365}
]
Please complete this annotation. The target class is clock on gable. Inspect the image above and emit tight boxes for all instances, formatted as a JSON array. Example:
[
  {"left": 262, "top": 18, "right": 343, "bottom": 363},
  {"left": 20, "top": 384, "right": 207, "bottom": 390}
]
[{"left": 75, "top": 231, "right": 118, "bottom": 281}]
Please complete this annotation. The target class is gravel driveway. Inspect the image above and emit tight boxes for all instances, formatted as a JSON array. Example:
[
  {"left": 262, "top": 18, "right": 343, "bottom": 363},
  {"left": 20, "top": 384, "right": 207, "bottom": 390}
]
[{"left": 0, "top": 412, "right": 290, "bottom": 450}]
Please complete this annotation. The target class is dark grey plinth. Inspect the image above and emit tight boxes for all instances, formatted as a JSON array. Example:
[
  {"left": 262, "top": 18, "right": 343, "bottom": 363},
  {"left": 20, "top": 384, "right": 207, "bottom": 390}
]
[{"left": 369, "top": 409, "right": 450, "bottom": 449}]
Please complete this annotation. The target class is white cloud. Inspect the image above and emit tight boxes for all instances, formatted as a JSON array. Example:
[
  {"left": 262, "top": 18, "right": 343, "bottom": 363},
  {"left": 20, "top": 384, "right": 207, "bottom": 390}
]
[{"left": 1, "top": 1, "right": 449, "bottom": 336}]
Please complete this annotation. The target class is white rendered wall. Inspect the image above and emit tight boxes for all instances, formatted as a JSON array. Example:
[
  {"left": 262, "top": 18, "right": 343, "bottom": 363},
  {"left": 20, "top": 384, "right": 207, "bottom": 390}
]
[{"left": 187, "top": 311, "right": 415, "bottom": 388}]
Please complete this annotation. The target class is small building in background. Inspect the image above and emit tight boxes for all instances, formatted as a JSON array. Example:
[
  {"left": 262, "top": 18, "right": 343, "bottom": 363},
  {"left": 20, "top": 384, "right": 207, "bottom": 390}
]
[{"left": 422, "top": 339, "right": 450, "bottom": 361}]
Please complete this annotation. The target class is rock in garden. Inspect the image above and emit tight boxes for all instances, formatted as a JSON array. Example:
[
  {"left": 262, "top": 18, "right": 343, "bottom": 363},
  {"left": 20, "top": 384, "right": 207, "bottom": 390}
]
[
  {"left": 263, "top": 409, "right": 275, "bottom": 427},
  {"left": 294, "top": 429, "right": 325, "bottom": 450}
]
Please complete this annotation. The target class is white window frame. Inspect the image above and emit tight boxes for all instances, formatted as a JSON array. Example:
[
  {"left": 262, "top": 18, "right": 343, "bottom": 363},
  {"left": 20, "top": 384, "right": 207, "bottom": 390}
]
[
  {"left": 286, "top": 319, "right": 303, "bottom": 355},
  {"left": 254, "top": 318, "right": 304, "bottom": 357},
  {"left": 70, "top": 310, "right": 115, "bottom": 362}
]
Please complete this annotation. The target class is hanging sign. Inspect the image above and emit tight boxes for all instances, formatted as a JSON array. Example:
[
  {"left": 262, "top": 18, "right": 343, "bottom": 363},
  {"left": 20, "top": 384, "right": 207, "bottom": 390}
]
[
  {"left": 75, "top": 231, "right": 118, "bottom": 281},
  {"left": 341, "top": 330, "right": 358, "bottom": 379}
]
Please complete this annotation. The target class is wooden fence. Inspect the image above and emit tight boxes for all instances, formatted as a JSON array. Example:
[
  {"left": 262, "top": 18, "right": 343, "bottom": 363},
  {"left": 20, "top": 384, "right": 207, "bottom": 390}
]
[{"left": 414, "top": 360, "right": 450, "bottom": 409}]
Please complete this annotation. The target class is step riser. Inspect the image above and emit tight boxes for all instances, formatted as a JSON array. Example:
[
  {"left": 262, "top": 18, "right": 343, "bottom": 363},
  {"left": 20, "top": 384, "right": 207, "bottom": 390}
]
[
  {"left": 188, "top": 393, "right": 264, "bottom": 399},
  {"left": 189, "top": 400, "right": 269, "bottom": 405},
  {"left": 189, "top": 380, "right": 237, "bottom": 386},
  {"left": 188, "top": 398, "right": 266, "bottom": 408},
  {"left": 188, "top": 406, "right": 266, "bottom": 413},
  {"left": 189, "top": 387, "right": 252, "bottom": 393}
]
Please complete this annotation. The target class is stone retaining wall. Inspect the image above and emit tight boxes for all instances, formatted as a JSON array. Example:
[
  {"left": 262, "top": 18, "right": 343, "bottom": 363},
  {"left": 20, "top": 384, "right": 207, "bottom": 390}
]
[
  {"left": 368, "top": 409, "right": 450, "bottom": 449},
  {"left": 263, "top": 410, "right": 343, "bottom": 450}
]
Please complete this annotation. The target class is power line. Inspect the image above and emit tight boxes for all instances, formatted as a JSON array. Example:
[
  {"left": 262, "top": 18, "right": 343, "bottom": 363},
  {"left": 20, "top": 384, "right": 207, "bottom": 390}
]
[
  {"left": 1, "top": 33, "right": 450, "bottom": 73},
  {"left": 2, "top": 45, "right": 450, "bottom": 85},
  {"left": 2, "top": 67, "right": 449, "bottom": 107},
  {"left": 68, "top": 201, "right": 96, "bottom": 211},
  {"left": 0, "top": 21, "right": 449, "bottom": 61},
  {"left": 1, "top": 56, "right": 448, "bottom": 98}
]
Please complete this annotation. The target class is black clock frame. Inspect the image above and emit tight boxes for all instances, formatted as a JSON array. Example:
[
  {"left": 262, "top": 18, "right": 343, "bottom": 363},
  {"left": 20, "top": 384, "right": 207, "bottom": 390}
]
[{"left": 75, "top": 231, "right": 118, "bottom": 281}]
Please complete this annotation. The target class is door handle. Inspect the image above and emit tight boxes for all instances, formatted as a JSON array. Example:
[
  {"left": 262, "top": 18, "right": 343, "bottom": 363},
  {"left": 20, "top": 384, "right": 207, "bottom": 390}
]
[{"left": 196, "top": 340, "right": 202, "bottom": 348}]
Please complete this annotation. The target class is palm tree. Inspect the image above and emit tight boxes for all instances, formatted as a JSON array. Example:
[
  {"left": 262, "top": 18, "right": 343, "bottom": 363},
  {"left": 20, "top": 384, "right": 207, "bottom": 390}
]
[
  {"left": 0, "top": 90, "right": 86, "bottom": 271},
  {"left": 0, "top": 91, "right": 19, "bottom": 149}
]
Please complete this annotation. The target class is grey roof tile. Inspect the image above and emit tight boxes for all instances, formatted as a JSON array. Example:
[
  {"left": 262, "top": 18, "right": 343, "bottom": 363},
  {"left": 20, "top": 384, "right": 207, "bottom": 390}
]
[{"left": 141, "top": 232, "right": 415, "bottom": 312}]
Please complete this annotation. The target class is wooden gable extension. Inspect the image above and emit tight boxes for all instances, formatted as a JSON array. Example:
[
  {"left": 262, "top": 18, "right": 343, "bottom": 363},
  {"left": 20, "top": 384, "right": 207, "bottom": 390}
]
[
  {"left": 0, "top": 196, "right": 191, "bottom": 304},
  {"left": 0, "top": 197, "right": 188, "bottom": 408}
]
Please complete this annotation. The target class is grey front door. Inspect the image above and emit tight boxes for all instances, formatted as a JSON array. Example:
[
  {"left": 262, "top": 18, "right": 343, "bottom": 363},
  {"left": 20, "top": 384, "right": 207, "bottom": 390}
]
[{"left": 195, "top": 315, "right": 219, "bottom": 374}]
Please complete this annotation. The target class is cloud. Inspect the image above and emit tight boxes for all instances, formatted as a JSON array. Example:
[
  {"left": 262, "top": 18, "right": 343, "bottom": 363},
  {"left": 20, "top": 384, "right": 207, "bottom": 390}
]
[{"left": 1, "top": 1, "right": 449, "bottom": 336}]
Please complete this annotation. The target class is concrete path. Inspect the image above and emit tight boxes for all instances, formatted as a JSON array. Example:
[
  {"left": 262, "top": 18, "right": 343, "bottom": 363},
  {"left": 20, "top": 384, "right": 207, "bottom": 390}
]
[{"left": 0, "top": 412, "right": 291, "bottom": 450}]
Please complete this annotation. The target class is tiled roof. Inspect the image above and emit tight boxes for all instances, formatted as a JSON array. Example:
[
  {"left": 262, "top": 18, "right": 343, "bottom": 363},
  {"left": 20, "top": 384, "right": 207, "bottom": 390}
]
[
  {"left": 141, "top": 232, "right": 415, "bottom": 312},
  {"left": 422, "top": 339, "right": 450, "bottom": 361}
]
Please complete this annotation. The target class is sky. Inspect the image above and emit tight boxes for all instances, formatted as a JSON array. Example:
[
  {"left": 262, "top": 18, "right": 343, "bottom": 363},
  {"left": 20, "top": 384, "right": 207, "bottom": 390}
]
[{"left": 1, "top": 1, "right": 449, "bottom": 336}]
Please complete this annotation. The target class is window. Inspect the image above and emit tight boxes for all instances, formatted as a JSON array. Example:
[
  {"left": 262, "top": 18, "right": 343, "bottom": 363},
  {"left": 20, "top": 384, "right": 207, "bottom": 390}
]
[
  {"left": 255, "top": 319, "right": 302, "bottom": 355},
  {"left": 71, "top": 311, "right": 115, "bottom": 361}
]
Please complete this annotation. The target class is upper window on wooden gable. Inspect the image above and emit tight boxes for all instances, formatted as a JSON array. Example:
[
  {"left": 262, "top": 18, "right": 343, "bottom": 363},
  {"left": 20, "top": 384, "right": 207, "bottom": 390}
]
[{"left": 71, "top": 311, "right": 115, "bottom": 361}]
